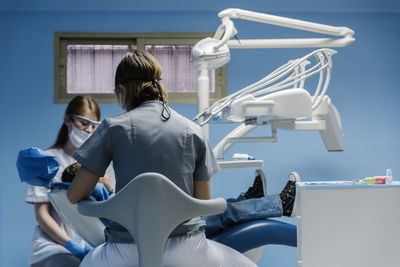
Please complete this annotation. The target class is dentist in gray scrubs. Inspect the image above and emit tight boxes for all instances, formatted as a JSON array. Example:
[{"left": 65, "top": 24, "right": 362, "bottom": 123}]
[{"left": 67, "top": 49, "right": 256, "bottom": 267}]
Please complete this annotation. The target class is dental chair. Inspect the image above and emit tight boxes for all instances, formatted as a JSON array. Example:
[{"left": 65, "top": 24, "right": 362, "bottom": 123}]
[
  {"left": 210, "top": 219, "right": 296, "bottom": 255},
  {"left": 48, "top": 172, "right": 297, "bottom": 266}
]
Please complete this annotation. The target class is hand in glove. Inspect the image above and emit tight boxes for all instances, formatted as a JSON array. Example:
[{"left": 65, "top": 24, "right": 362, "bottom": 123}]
[{"left": 64, "top": 240, "right": 93, "bottom": 261}]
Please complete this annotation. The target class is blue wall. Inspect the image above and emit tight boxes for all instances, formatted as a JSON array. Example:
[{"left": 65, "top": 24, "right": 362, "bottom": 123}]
[{"left": 1, "top": 2, "right": 400, "bottom": 266}]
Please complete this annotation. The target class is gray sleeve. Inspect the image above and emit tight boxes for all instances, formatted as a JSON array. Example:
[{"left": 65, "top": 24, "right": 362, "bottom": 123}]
[
  {"left": 73, "top": 119, "right": 113, "bottom": 177},
  {"left": 193, "top": 135, "right": 220, "bottom": 181}
]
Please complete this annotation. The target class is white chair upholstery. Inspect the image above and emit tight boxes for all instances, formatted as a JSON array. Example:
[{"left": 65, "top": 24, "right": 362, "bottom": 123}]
[{"left": 77, "top": 172, "right": 228, "bottom": 267}]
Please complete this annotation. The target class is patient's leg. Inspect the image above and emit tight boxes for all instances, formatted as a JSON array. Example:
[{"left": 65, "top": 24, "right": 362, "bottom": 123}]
[
  {"left": 204, "top": 194, "right": 282, "bottom": 237},
  {"left": 204, "top": 171, "right": 301, "bottom": 237}
]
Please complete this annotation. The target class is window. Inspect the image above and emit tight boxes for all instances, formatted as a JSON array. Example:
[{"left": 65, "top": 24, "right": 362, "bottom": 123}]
[{"left": 54, "top": 33, "right": 227, "bottom": 104}]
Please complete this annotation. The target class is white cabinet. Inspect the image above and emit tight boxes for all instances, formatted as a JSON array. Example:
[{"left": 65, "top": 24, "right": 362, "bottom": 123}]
[{"left": 296, "top": 182, "right": 400, "bottom": 267}]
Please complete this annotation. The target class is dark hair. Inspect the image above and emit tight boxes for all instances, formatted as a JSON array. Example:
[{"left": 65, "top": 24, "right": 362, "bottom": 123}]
[
  {"left": 114, "top": 49, "right": 168, "bottom": 111},
  {"left": 61, "top": 162, "right": 82, "bottom": 183},
  {"left": 51, "top": 95, "right": 100, "bottom": 148}
]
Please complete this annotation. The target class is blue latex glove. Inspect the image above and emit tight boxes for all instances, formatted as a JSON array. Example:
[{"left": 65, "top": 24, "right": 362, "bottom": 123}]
[
  {"left": 90, "top": 183, "right": 111, "bottom": 201},
  {"left": 64, "top": 240, "right": 93, "bottom": 261},
  {"left": 16, "top": 147, "right": 60, "bottom": 187},
  {"left": 90, "top": 183, "right": 113, "bottom": 226},
  {"left": 83, "top": 241, "right": 94, "bottom": 256}
]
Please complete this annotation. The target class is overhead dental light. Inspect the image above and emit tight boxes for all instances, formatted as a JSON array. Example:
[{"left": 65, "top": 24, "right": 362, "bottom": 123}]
[{"left": 191, "top": 37, "right": 230, "bottom": 70}]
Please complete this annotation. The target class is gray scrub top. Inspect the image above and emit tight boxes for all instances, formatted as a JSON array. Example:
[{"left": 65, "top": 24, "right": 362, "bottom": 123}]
[{"left": 74, "top": 100, "right": 220, "bottom": 240}]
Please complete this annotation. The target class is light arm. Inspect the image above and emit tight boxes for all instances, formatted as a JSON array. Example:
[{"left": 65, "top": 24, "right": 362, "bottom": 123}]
[
  {"left": 215, "top": 8, "right": 355, "bottom": 49},
  {"left": 218, "top": 8, "right": 353, "bottom": 36}
]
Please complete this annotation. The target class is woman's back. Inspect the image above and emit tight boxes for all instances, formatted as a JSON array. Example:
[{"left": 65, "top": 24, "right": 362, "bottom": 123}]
[{"left": 111, "top": 100, "right": 215, "bottom": 194}]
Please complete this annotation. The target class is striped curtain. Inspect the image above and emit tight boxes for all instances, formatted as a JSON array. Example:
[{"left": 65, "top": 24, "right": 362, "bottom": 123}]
[{"left": 67, "top": 44, "right": 215, "bottom": 94}]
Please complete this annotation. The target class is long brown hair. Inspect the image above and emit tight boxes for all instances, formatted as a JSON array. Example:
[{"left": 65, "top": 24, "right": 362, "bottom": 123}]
[
  {"left": 114, "top": 49, "right": 168, "bottom": 111},
  {"left": 51, "top": 95, "right": 100, "bottom": 148}
]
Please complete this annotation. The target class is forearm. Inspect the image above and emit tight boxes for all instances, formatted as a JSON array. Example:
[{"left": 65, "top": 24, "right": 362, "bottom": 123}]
[
  {"left": 67, "top": 165, "right": 100, "bottom": 204},
  {"left": 194, "top": 180, "right": 211, "bottom": 200},
  {"left": 34, "top": 202, "right": 70, "bottom": 245}
]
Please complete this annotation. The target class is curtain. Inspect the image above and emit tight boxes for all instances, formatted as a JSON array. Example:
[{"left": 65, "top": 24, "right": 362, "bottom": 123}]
[
  {"left": 67, "top": 44, "right": 215, "bottom": 94},
  {"left": 67, "top": 45, "right": 129, "bottom": 94},
  {"left": 146, "top": 45, "right": 215, "bottom": 93}
]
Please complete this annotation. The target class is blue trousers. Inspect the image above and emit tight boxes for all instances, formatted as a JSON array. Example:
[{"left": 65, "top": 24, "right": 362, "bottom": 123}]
[{"left": 204, "top": 194, "right": 283, "bottom": 237}]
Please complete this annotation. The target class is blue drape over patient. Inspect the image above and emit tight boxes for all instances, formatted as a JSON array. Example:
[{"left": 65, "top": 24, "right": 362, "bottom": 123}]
[{"left": 16, "top": 147, "right": 60, "bottom": 187}]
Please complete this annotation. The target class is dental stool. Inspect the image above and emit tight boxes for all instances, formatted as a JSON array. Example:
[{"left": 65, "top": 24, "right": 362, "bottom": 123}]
[{"left": 77, "top": 172, "right": 227, "bottom": 267}]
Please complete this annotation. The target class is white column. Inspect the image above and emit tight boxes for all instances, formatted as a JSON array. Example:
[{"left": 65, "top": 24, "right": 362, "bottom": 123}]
[{"left": 197, "top": 65, "right": 209, "bottom": 139}]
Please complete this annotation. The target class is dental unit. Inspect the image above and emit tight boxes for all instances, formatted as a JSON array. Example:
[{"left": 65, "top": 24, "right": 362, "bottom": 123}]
[{"left": 191, "top": 8, "right": 354, "bottom": 168}]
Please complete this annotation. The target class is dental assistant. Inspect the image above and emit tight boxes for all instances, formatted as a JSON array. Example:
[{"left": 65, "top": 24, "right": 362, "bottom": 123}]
[
  {"left": 67, "top": 49, "right": 256, "bottom": 267},
  {"left": 25, "top": 96, "right": 107, "bottom": 267}
]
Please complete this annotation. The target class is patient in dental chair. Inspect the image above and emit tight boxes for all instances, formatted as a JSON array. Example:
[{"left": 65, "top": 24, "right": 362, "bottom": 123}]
[{"left": 63, "top": 163, "right": 300, "bottom": 237}]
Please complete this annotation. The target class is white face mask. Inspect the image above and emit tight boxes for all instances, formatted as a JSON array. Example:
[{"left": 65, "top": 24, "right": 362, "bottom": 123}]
[{"left": 69, "top": 125, "right": 91, "bottom": 148}]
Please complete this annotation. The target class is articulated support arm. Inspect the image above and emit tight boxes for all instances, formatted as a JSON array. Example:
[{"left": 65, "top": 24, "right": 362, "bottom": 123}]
[{"left": 214, "top": 8, "right": 355, "bottom": 49}]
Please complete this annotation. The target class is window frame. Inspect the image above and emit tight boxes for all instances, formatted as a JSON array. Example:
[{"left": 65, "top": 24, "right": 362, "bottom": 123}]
[{"left": 54, "top": 32, "right": 227, "bottom": 104}]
